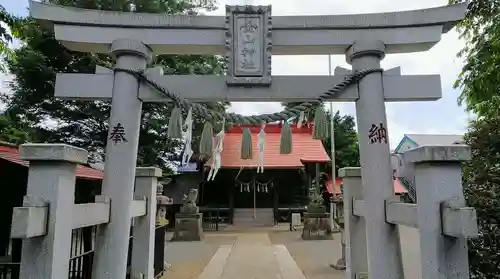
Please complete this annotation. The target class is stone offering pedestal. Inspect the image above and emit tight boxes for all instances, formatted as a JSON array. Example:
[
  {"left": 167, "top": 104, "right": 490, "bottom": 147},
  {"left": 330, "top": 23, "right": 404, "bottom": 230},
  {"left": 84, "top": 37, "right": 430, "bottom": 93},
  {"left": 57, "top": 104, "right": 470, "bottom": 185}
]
[
  {"left": 301, "top": 212, "right": 333, "bottom": 240},
  {"left": 171, "top": 212, "right": 203, "bottom": 241},
  {"left": 172, "top": 189, "right": 203, "bottom": 241}
]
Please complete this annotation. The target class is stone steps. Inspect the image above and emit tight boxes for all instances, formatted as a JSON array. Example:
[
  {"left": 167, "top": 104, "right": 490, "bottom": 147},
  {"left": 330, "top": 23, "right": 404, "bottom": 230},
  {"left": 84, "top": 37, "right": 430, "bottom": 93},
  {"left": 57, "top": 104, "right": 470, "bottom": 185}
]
[{"left": 233, "top": 208, "right": 274, "bottom": 227}]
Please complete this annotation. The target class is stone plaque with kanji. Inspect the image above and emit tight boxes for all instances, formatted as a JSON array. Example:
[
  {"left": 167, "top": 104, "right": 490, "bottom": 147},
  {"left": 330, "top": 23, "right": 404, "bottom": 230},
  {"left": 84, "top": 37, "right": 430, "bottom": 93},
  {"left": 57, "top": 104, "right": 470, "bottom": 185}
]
[{"left": 225, "top": 5, "right": 272, "bottom": 86}]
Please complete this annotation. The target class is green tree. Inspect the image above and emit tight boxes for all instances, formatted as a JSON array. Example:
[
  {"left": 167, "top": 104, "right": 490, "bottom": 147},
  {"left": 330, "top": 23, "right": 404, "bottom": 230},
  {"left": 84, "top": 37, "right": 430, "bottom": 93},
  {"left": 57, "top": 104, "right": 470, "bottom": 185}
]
[
  {"left": 0, "top": 5, "right": 18, "bottom": 73},
  {"left": 449, "top": 0, "right": 500, "bottom": 116},
  {"left": 322, "top": 110, "right": 360, "bottom": 175},
  {"left": 449, "top": 1, "right": 500, "bottom": 277},
  {"left": 462, "top": 103, "right": 500, "bottom": 278},
  {"left": 4, "top": 0, "right": 225, "bottom": 167},
  {"left": 0, "top": 114, "right": 31, "bottom": 144}
]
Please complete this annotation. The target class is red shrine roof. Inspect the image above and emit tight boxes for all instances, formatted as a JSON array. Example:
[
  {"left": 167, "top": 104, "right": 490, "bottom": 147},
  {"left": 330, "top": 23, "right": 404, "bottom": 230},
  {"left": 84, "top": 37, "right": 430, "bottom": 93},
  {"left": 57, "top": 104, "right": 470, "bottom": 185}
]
[
  {"left": 325, "top": 176, "right": 408, "bottom": 195},
  {"left": 206, "top": 123, "right": 331, "bottom": 169},
  {"left": 0, "top": 146, "right": 104, "bottom": 180}
]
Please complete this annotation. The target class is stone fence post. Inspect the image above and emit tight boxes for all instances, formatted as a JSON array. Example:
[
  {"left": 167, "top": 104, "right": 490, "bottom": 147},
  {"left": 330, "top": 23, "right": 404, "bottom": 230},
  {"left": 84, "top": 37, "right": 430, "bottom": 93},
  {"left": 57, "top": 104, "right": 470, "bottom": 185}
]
[
  {"left": 131, "top": 167, "right": 162, "bottom": 279},
  {"left": 403, "top": 145, "right": 476, "bottom": 279},
  {"left": 339, "top": 167, "right": 368, "bottom": 279},
  {"left": 12, "top": 144, "right": 88, "bottom": 279}
]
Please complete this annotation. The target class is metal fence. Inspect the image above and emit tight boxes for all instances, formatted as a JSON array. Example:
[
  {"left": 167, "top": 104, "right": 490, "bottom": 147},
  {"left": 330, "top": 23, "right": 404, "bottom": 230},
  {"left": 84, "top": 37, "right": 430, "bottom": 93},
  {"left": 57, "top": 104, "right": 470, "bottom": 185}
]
[
  {"left": 126, "top": 225, "right": 166, "bottom": 279},
  {"left": 68, "top": 226, "right": 97, "bottom": 279},
  {"left": 0, "top": 262, "right": 19, "bottom": 279},
  {"left": 3, "top": 224, "right": 166, "bottom": 279},
  {"left": 0, "top": 239, "right": 20, "bottom": 279},
  {"left": 153, "top": 225, "right": 167, "bottom": 278},
  {"left": 200, "top": 207, "right": 231, "bottom": 231},
  {"left": 0, "top": 226, "right": 98, "bottom": 279}
]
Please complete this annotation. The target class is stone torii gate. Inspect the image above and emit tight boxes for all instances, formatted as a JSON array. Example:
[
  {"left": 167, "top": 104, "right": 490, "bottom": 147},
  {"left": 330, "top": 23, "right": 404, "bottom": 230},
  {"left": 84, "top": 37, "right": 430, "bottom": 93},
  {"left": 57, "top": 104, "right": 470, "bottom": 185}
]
[{"left": 28, "top": 2, "right": 467, "bottom": 279}]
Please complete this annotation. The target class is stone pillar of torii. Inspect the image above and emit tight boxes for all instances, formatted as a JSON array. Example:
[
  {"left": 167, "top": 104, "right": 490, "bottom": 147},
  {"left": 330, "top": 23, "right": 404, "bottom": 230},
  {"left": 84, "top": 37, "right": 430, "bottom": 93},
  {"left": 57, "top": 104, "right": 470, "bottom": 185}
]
[{"left": 29, "top": 1, "right": 467, "bottom": 279}]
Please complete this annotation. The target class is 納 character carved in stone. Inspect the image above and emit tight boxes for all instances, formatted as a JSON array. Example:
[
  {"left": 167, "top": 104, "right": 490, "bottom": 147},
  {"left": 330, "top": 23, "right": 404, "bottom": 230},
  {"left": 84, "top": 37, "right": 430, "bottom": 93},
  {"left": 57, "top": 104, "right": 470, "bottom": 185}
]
[{"left": 368, "top": 123, "right": 388, "bottom": 144}]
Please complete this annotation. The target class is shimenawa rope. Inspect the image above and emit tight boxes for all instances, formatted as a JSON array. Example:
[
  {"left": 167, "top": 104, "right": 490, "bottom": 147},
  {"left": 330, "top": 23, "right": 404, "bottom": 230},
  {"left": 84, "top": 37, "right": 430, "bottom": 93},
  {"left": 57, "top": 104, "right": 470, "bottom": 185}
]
[
  {"left": 114, "top": 68, "right": 382, "bottom": 126},
  {"left": 114, "top": 67, "right": 383, "bottom": 156}
]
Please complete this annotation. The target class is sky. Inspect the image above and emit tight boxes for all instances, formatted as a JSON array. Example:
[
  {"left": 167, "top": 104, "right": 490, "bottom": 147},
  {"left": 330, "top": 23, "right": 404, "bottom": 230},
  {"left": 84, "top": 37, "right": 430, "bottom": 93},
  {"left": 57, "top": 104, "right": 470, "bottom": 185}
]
[{"left": 0, "top": 0, "right": 471, "bottom": 149}]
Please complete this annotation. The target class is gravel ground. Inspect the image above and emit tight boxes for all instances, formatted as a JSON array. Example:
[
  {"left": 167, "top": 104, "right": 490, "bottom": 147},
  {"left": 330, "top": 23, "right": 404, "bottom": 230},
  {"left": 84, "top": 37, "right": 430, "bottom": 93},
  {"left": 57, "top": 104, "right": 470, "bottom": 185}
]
[
  {"left": 269, "top": 231, "right": 345, "bottom": 279},
  {"left": 399, "top": 226, "right": 421, "bottom": 279},
  {"left": 269, "top": 226, "right": 421, "bottom": 279},
  {"left": 160, "top": 232, "right": 237, "bottom": 279},
  {"left": 159, "top": 226, "right": 420, "bottom": 279}
]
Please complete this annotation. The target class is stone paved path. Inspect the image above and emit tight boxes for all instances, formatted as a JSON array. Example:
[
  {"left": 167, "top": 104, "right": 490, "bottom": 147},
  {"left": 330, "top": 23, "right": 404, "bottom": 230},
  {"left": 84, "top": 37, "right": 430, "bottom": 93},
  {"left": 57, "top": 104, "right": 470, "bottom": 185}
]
[
  {"left": 161, "top": 226, "right": 420, "bottom": 279},
  {"left": 161, "top": 234, "right": 237, "bottom": 279},
  {"left": 198, "top": 232, "right": 307, "bottom": 279},
  {"left": 269, "top": 231, "right": 345, "bottom": 279}
]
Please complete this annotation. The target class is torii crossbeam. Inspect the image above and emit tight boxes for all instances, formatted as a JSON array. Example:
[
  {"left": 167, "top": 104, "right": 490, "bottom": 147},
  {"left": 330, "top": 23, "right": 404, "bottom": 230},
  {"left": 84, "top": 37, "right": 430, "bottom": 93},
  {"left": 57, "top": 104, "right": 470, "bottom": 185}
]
[
  {"left": 55, "top": 65, "right": 442, "bottom": 102},
  {"left": 28, "top": 2, "right": 467, "bottom": 279}
]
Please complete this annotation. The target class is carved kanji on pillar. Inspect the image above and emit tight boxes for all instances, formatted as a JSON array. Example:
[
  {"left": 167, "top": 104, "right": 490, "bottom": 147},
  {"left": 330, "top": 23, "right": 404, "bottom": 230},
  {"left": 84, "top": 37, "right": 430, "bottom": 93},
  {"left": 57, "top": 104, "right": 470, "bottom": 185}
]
[
  {"left": 368, "top": 123, "right": 388, "bottom": 144},
  {"left": 109, "top": 123, "right": 128, "bottom": 145}
]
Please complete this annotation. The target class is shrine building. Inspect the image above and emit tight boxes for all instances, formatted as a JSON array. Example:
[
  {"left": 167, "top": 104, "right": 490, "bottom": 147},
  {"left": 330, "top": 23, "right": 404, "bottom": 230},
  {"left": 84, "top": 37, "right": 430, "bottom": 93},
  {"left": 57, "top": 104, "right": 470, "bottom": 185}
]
[
  {"left": 201, "top": 123, "right": 329, "bottom": 226},
  {"left": 197, "top": 123, "right": 407, "bottom": 227}
]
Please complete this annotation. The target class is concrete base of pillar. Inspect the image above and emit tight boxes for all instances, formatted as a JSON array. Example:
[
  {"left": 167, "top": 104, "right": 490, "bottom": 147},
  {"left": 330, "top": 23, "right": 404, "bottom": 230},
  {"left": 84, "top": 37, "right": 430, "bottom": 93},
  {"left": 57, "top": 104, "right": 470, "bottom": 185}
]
[
  {"left": 330, "top": 258, "right": 346, "bottom": 270},
  {"left": 171, "top": 213, "right": 203, "bottom": 242},
  {"left": 301, "top": 213, "right": 333, "bottom": 240}
]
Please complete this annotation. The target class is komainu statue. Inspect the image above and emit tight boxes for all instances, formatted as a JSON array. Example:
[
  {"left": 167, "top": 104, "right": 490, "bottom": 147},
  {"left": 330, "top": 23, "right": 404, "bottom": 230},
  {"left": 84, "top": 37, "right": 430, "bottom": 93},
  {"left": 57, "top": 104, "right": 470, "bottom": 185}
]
[
  {"left": 180, "top": 188, "right": 199, "bottom": 214},
  {"left": 172, "top": 188, "right": 203, "bottom": 241}
]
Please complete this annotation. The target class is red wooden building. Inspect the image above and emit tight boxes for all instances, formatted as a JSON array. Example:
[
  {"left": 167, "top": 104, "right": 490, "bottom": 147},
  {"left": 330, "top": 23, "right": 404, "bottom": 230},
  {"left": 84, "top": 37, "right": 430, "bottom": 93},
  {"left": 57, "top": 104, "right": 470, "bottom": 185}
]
[
  {"left": 0, "top": 144, "right": 104, "bottom": 277},
  {"left": 201, "top": 123, "right": 331, "bottom": 225},
  {"left": 325, "top": 175, "right": 408, "bottom": 198}
]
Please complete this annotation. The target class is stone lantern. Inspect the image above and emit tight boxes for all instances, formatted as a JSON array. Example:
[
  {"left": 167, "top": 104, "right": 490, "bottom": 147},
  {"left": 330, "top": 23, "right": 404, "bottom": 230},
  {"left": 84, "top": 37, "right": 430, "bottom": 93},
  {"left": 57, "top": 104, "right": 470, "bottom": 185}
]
[{"left": 156, "top": 183, "right": 172, "bottom": 226}]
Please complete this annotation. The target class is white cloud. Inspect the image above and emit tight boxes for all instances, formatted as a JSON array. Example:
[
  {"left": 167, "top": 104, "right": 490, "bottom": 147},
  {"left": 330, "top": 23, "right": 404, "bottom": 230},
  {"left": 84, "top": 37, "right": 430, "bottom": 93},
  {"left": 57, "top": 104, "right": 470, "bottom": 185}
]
[
  {"left": 213, "top": 0, "right": 468, "bottom": 148},
  {"left": 2, "top": 0, "right": 469, "bottom": 150}
]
